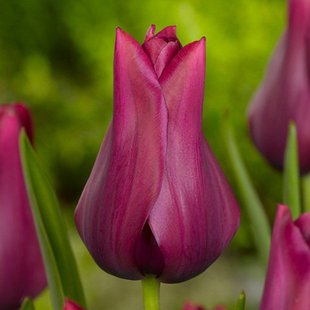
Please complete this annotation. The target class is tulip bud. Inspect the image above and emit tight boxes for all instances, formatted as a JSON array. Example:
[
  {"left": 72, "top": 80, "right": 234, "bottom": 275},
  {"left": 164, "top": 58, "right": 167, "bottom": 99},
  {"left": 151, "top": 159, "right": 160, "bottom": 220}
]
[
  {"left": 261, "top": 204, "right": 310, "bottom": 310},
  {"left": 0, "top": 103, "right": 46, "bottom": 309},
  {"left": 248, "top": 0, "right": 310, "bottom": 173},
  {"left": 63, "top": 299, "right": 84, "bottom": 310},
  {"left": 75, "top": 25, "right": 239, "bottom": 283}
]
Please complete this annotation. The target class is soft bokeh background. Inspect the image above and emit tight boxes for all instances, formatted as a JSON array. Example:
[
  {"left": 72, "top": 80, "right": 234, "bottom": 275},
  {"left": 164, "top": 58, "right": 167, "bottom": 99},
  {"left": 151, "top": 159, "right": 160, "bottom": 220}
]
[{"left": 0, "top": 0, "right": 288, "bottom": 309}]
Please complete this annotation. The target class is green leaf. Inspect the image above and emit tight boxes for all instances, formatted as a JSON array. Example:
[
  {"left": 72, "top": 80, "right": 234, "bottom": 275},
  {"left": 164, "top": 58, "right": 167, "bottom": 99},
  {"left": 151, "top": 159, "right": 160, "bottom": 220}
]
[
  {"left": 236, "top": 291, "right": 246, "bottom": 310},
  {"left": 20, "top": 131, "right": 86, "bottom": 308},
  {"left": 20, "top": 298, "right": 35, "bottom": 310},
  {"left": 224, "top": 122, "right": 270, "bottom": 266},
  {"left": 283, "top": 122, "right": 301, "bottom": 218}
]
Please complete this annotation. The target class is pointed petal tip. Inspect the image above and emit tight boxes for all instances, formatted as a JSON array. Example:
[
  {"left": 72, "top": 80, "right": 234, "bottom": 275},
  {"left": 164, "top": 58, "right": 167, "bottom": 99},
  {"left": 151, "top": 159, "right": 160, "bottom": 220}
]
[
  {"left": 145, "top": 24, "right": 156, "bottom": 40},
  {"left": 277, "top": 204, "right": 290, "bottom": 215},
  {"left": 187, "top": 37, "right": 206, "bottom": 49},
  {"left": 155, "top": 25, "right": 178, "bottom": 41},
  {"left": 275, "top": 204, "right": 292, "bottom": 225},
  {"left": 115, "top": 26, "right": 126, "bottom": 38},
  {"left": 183, "top": 36, "right": 206, "bottom": 56},
  {"left": 115, "top": 27, "right": 139, "bottom": 50}
]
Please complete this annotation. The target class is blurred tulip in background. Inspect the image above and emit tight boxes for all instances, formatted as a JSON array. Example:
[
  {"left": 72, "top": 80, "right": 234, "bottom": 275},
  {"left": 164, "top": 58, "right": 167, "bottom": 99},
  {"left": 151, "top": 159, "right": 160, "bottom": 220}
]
[
  {"left": 248, "top": 0, "right": 310, "bottom": 173},
  {"left": 0, "top": 103, "right": 46, "bottom": 309},
  {"left": 261, "top": 204, "right": 310, "bottom": 310}
]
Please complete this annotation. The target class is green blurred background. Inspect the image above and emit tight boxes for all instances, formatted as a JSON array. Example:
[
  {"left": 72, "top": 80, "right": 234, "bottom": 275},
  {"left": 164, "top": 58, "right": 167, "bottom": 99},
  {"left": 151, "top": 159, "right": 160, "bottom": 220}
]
[{"left": 0, "top": 0, "right": 288, "bottom": 309}]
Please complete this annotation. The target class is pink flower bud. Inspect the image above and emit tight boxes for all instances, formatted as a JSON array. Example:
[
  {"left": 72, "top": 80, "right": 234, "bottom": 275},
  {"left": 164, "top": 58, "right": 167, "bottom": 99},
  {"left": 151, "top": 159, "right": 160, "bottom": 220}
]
[
  {"left": 75, "top": 26, "right": 240, "bottom": 283},
  {"left": 248, "top": 0, "right": 310, "bottom": 173},
  {"left": 0, "top": 103, "right": 46, "bottom": 309},
  {"left": 261, "top": 204, "right": 310, "bottom": 309}
]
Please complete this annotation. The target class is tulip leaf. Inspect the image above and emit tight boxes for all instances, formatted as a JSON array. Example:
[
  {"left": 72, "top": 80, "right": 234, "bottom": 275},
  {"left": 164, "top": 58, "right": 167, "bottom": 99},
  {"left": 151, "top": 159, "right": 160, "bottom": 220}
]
[
  {"left": 236, "top": 291, "right": 246, "bottom": 310},
  {"left": 224, "top": 123, "right": 270, "bottom": 266},
  {"left": 20, "top": 298, "right": 35, "bottom": 310},
  {"left": 283, "top": 122, "right": 301, "bottom": 218},
  {"left": 20, "top": 131, "right": 86, "bottom": 308}
]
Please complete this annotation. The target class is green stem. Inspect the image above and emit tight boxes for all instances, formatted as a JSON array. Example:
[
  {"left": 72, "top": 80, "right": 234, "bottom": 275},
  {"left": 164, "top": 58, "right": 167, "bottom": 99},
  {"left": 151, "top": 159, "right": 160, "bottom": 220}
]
[
  {"left": 236, "top": 291, "right": 246, "bottom": 310},
  {"left": 142, "top": 275, "right": 160, "bottom": 310},
  {"left": 302, "top": 175, "right": 310, "bottom": 212},
  {"left": 283, "top": 123, "right": 301, "bottom": 219}
]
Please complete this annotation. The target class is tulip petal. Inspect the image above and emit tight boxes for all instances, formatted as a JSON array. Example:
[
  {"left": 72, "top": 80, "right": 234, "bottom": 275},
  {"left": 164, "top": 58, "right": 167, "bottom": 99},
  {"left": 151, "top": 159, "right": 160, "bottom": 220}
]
[
  {"left": 75, "top": 28, "right": 167, "bottom": 280},
  {"left": 154, "top": 41, "right": 180, "bottom": 77},
  {"left": 143, "top": 25, "right": 182, "bottom": 77},
  {"left": 0, "top": 105, "right": 46, "bottom": 308},
  {"left": 143, "top": 38, "right": 169, "bottom": 66},
  {"left": 288, "top": 0, "right": 310, "bottom": 46},
  {"left": 154, "top": 25, "right": 177, "bottom": 41},
  {"left": 145, "top": 24, "right": 156, "bottom": 41},
  {"left": 144, "top": 25, "right": 178, "bottom": 43},
  {"left": 295, "top": 213, "right": 310, "bottom": 249},
  {"left": 248, "top": 0, "right": 310, "bottom": 173},
  {"left": 261, "top": 205, "right": 310, "bottom": 310},
  {"left": 148, "top": 39, "right": 239, "bottom": 282},
  {"left": 14, "top": 103, "right": 34, "bottom": 142}
]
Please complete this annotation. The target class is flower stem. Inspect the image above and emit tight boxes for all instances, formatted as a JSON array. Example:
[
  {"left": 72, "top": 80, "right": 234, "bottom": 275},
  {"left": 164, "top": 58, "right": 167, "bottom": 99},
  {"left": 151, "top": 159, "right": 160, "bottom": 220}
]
[
  {"left": 283, "top": 123, "right": 301, "bottom": 219},
  {"left": 302, "top": 175, "right": 310, "bottom": 212},
  {"left": 142, "top": 275, "right": 160, "bottom": 310}
]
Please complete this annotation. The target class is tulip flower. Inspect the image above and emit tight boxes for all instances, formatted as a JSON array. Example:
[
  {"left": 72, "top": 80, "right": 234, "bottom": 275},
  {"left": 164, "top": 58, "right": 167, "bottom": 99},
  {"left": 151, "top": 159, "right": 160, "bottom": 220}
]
[
  {"left": 63, "top": 299, "right": 84, "bottom": 310},
  {"left": 75, "top": 25, "right": 240, "bottom": 283},
  {"left": 0, "top": 103, "right": 46, "bottom": 309},
  {"left": 261, "top": 204, "right": 310, "bottom": 310},
  {"left": 247, "top": 0, "right": 310, "bottom": 173}
]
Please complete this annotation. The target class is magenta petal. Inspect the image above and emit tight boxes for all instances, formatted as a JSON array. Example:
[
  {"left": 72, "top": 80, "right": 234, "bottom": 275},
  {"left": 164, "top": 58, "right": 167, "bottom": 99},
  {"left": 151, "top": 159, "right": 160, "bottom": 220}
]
[
  {"left": 154, "top": 41, "right": 180, "bottom": 77},
  {"left": 148, "top": 39, "right": 240, "bottom": 283},
  {"left": 0, "top": 104, "right": 46, "bottom": 309},
  {"left": 261, "top": 205, "right": 310, "bottom": 310},
  {"left": 13, "top": 103, "right": 34, "bottom": 142},
  {"left": 75, "top": 28, "right": 167, "bottom": 280},
  {"left": 154, "top": 25, "right": 178, "bottom": 41},
  {"left": 144, "top": 25, "right": 178, "bottom": 43},
  {"left": 248, "top": 0, "right": 310, "bottom": 173},
  {"left": 295, "top": 213, "right": 310, "bottom": 250},
  {"left": 143, "top": 38, "right": 169, "bottom": 66},
  {"left": 143, "top": 25, "right": 181, "bottom": 76},
  {"left": 144, "top": 24, "right": 156, "bottom": 41}
]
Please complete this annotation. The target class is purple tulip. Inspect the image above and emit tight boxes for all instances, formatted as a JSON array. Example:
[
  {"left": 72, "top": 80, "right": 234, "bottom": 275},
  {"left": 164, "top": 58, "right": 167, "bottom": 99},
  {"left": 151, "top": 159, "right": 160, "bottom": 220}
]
[
  {"left": 75, "top": 25, "right": 240, "bottom": 283},
  {"left": 261, "top": 204, "right": 310, "bottom": 310},
  {"left": 248, "top": 0, "right": 310, "bottom": 173},
  {"left": 0, "top": 103, "right": 46, "bottom": 309}
]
